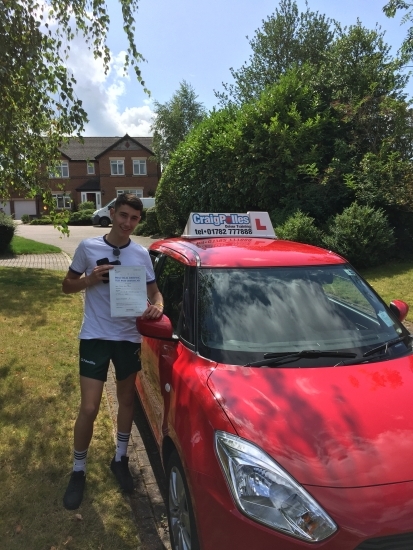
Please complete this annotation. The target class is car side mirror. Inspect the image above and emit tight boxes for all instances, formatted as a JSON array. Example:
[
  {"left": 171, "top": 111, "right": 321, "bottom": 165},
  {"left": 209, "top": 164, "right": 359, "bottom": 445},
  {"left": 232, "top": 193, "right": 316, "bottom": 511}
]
[
  {"left": 136, "top": 314, "right": 174, "bottom": 340},
  {"left": 389, "top": 300, "right": 409, "bottom": 323}
]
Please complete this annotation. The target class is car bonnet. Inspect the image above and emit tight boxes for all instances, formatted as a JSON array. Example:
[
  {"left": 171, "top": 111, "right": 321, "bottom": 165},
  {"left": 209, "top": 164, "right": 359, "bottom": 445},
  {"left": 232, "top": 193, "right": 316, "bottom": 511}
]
[{"left": 207, "top": 356, "right": 413, "bottom": 488}]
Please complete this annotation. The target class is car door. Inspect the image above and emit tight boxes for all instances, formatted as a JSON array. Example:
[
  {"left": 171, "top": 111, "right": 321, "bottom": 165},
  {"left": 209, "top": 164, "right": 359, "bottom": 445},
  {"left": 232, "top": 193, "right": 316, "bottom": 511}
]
[{"left": 137, "top": 253, "right": 188, "bottom": 444}]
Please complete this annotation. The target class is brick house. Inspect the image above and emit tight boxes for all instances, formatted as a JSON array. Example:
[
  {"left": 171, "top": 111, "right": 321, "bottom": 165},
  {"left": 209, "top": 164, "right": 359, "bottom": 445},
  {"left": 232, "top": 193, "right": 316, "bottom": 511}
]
[{"left": 2, "top": 134, "right": 161, "bottom": 219}]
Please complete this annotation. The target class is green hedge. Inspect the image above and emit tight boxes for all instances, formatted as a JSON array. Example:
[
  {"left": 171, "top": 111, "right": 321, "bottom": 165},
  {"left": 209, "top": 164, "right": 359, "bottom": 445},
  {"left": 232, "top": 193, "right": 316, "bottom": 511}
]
[
  {"left": 68, "top": 209, "right": 94, "bottom": 225},
  {"left": 78, "top": 201, "right": 95, "bottom": 211},
  {"left": 30, "top": 217, "right": 53, "bottom": 225},
  {"left": 271, "top": 205, "right": 396, "bottom": 269},
  {"left": 322, "top": 203, "right": 395, "bottom": 268},
  {"left": 275, "top": 211, "right": 324, "bottom": 247},
  {"left": 30, "top": 210, "right": 94, "bottom": 225},
  {"left": 134, "top": 207, "right": 160, "bottom": 236}
]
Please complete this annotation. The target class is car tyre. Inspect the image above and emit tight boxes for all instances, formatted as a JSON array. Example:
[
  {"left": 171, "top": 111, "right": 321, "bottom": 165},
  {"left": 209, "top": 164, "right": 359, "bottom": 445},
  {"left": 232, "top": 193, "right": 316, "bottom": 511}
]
[
  {"left": 166, "top": 450, "right": 200, "bottom": 550},
  {"left": 100, "top": 217, "right": 110, "bottom": 227}
]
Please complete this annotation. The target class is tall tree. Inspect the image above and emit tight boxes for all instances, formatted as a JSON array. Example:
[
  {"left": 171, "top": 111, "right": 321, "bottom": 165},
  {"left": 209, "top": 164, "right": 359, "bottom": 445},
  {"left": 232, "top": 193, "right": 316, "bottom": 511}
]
[
  {"left": 215, "top": 0, "right": 337, "bottom": 106},
  {"left": 156, "top": 25, "right": 413, "bottom": 240},
  {"left": 1, "top": 0, "right": 145, "bottom": 203},
  {"left": 151, "top": 81, "right": 206, "bottom": 168}
]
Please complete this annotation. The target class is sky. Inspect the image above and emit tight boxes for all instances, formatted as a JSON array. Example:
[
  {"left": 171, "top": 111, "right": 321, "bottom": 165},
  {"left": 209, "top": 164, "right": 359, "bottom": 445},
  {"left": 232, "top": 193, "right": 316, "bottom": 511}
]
[{"left": 65, "top": 0, "right": 413, "bottom": 137}]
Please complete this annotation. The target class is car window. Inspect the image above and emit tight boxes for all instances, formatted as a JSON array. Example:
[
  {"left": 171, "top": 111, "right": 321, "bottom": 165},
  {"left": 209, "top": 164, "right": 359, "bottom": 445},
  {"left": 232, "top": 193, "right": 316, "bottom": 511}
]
[
  {"left": 197, "top": 265, "right": 405, "bottom": 365},
  {"left": 149, "top": 250, "right": 161, "bottom": 270},
  {"left": 322, "top": 271, "right": 376, "bottom": 317},
  {"left": 157, "top": 256, "right": 185, "bottom": 333}
]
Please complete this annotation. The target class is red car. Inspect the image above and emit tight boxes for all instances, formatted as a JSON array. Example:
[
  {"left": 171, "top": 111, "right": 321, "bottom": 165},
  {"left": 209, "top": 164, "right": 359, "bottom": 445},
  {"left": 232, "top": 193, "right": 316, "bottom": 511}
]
[{"left": 136, "top": 212, "right": 412, "bottom": 550}]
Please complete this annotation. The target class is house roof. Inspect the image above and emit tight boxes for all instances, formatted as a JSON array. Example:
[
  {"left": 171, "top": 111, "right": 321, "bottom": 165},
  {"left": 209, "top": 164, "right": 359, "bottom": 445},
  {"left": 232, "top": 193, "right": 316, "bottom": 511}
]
[{"left": 59, "top": 135, "right": 154, "bottom": 161}]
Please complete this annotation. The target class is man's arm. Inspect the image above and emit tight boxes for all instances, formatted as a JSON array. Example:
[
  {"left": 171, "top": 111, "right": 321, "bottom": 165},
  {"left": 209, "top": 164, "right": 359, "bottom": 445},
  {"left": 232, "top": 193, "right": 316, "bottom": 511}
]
[
  {"left": 62, "top": 265, "right": 114, "bottom": 294},
  {"left": 141, "top": 281, "right": 163, "bottom": 319}
]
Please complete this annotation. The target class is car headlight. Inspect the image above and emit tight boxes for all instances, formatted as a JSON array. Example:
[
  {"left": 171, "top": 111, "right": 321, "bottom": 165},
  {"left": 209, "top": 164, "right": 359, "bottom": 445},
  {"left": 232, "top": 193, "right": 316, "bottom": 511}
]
[{"left": 215, "top": 431, "right": 337, "bottom": 542}]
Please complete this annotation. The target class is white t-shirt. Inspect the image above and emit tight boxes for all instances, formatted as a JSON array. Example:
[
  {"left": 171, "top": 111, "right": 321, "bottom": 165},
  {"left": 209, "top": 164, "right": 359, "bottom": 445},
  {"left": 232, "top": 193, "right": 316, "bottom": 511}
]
[{"left": 69, "top": 236, "right": 155, "bottom": 343}]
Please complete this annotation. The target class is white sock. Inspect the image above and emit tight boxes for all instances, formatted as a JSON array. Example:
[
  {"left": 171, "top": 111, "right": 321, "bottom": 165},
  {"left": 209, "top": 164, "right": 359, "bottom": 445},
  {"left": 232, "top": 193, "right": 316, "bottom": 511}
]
[
  {"left": 73, "top": 448, "right": 88, "bottom": 473},
  {"left": 115, "top": 431, "right": 130, "bottom": 461}
]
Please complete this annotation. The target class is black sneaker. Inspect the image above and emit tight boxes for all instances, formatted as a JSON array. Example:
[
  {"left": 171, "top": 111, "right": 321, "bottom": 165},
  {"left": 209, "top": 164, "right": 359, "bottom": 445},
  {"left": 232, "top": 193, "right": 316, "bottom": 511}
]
[
  {"left": 110, "top": 455, "right": 134, "bottom": 493},
  {"left": 63, "top": 470, "right": 86, "bottom": 510}
]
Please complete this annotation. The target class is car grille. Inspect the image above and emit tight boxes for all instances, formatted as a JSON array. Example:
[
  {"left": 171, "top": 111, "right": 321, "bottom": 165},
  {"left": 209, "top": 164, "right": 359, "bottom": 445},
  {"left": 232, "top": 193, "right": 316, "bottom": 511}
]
[{"left": 355, "top": 532, "right": 413, "bottom": 549}]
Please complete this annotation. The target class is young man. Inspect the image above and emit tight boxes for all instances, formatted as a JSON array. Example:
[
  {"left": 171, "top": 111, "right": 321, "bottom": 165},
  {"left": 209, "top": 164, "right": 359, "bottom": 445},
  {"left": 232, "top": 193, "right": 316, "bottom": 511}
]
[{"left": 62, "top": 193, "right": 163, "bottom": 510}]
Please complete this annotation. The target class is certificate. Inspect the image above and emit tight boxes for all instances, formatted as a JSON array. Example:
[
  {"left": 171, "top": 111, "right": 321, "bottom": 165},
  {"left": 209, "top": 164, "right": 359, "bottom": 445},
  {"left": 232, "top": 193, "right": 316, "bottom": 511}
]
[{"left": 109, "top": 266, "right": 147, "bottom": 317}]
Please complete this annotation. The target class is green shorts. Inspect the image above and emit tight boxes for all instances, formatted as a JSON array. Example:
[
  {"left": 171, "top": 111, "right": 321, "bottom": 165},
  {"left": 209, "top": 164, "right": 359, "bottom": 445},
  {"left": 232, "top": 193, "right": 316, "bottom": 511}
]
[{"left": 79, "top": 339, "right": 141, "bottom": 382}]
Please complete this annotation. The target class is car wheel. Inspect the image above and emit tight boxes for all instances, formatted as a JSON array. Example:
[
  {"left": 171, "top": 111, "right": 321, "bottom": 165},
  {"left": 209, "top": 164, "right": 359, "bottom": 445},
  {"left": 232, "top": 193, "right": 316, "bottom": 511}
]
[
  {"left": 100, "top": 217, "right": 110, "bottom": 227},
  {"left": 166, "top": 451, "right": 200, "bottom": 550}
]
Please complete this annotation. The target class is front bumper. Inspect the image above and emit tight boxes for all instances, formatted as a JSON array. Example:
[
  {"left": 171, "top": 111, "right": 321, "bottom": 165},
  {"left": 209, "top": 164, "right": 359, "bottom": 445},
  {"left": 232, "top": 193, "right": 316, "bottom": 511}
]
[{"left": 187, "top": 468, "right": 413, "bottom": 550}]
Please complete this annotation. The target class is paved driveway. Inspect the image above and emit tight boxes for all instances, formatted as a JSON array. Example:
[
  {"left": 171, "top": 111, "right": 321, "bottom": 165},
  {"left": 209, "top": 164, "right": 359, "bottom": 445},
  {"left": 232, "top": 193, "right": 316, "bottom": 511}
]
[{"left": 15, "top": 222, "right": 160, "bottom": 257}]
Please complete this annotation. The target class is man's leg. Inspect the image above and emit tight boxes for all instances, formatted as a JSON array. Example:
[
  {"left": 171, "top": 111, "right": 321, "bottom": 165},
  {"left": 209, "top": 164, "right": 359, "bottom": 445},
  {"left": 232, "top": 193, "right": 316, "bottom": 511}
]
[
  {"left": 116, "top": 371, "right": 136, "bottom": 434},
  {"left": 74, "top": 376, "right": 105, "bottom": 451},
  {"left": 63, "top": 376, "right": 104, "bottom": 510},
  {"left": 110, "top": 372, "right": 136, "bottom": 493}
]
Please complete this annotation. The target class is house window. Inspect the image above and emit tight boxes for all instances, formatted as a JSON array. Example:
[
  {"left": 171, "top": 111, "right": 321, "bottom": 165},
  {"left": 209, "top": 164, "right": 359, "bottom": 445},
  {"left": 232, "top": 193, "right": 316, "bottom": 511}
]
[
  {"left": 110, "top": 159, "right": 125, "bottom": 175},
  {"left": 133, "top": 159, "right": 147, "bottom": 175},
  {"left": 87, "top": 162, "right": 95, "bottom": 175},
  {"left": 116, "top": 189, "right": 143, "bottom": 198},
  {"left": 52, "top": 193, "right": 71, "bottom": 209},
  {"left": 50, "top": 161, "right": 69, "bottom": 178}
]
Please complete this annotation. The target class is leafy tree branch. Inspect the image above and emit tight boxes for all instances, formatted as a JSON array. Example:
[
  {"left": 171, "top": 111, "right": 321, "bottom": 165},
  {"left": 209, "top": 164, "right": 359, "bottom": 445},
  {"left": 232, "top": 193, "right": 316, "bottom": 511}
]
[{"left": 1, "top": 0, "right": 146, "bottom": 217}]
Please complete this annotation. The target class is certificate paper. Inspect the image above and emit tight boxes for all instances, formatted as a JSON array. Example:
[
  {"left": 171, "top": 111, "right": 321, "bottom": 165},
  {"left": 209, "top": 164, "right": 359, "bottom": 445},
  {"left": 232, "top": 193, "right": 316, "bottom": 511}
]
[{"left": 109, "top": 266, "right": 147, "bottom": 317}]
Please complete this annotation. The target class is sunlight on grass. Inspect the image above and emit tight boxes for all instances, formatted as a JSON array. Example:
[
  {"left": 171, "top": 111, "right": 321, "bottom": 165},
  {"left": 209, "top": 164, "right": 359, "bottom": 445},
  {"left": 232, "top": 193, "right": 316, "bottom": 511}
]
[
  {"left": 9, "top": 235, "right": 61, "bottom": 255},
  {"left": 0, "top": 260, "right": 411, "bottom": 548},
  {"left": 360, "top": 261, "right": 413, "bottom": 323},
  {"left": 0, "top": 268, "right": 140, "bottom": 550}
]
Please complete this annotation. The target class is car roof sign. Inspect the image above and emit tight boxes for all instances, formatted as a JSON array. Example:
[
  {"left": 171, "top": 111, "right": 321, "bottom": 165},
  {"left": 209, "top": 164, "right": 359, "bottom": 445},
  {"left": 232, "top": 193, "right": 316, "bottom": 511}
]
[{"left": 182, "top": 212, "right": 276, "bottom": 239}]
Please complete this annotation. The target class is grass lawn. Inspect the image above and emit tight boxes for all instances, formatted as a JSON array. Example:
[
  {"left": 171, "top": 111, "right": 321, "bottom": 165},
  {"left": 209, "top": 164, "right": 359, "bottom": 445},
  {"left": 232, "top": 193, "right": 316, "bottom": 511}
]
[
  {"left": 8, "top": 235, "right": 61, "bottom": 255},
  {"left": 0, "top": 268, "right": 141, "bottom": 550},
  {"left": 360, "top": 260, "right": 413, "bottom": 324},
  {"left": 0, "top": 257, "right": 411, "bottom": 549}
]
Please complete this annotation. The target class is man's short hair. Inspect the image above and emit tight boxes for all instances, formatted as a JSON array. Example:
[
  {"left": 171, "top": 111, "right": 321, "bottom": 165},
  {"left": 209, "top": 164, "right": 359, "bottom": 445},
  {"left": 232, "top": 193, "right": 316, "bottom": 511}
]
[{"left": 114, "top": 193, "right": 143, "bottom": 213}]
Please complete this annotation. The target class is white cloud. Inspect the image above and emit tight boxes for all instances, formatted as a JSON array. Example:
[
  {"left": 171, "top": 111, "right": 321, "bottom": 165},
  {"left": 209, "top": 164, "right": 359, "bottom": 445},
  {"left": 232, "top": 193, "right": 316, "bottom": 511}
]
[{"left": 65, "top": 36, "right": 154, "bottom": 137}]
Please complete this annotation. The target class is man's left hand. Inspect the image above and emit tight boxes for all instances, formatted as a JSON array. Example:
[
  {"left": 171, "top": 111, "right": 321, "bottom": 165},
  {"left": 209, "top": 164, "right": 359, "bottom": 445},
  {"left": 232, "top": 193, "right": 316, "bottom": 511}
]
[{"left": 141, "top": 304, "right": 163, "bottom": 320}]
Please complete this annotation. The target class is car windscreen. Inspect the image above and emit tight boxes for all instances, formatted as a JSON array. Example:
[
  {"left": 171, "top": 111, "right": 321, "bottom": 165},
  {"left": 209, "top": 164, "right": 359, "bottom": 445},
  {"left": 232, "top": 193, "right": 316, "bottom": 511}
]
[{"left": 197, "top": 265, "right": 408, "bottom": 365}]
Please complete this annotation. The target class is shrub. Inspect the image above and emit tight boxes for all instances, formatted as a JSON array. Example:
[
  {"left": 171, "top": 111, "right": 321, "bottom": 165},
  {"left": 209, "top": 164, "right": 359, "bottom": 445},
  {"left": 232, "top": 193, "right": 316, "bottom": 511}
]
[
  {"left": 0, "top": 213, "right": 16, "bottom": 254},
  {"left": 134, "top": 207, "right": 161, "bottom": 236},
  {"left": 78, "top": 201, "right": 95, "bottom": 211},
  {"left": 275, "top": 210, "right": 324, "bottom": 247},
  {"left": 134, "top": 221, "right": 148, "bottom": 236},
  {"left": 386, "top": 208, "right": 413, "bottom": 259},
  {"left": 30, "top": 216, "right": 52, "bottom": 224},
  {"left": 145, "top": 207, "right": 160, "bottom": 235},
  {"left": 20, "top": 214, "right": 31, "bottom": 224},
  {"left": 323, "top": 203, "right": 395, "bottom": 268},
  {"left": 68, "top": 209, "right": 94, "bottom": 225}
]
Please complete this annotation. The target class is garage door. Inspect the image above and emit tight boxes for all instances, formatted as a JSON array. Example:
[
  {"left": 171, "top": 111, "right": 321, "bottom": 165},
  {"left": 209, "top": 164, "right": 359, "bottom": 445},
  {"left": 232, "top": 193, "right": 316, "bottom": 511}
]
[
  {"left": 14, "top": 200, "right": 37, "bottom": 220},
  {"left": 0, "top": 201, "right": 11, "bottom": 216}
]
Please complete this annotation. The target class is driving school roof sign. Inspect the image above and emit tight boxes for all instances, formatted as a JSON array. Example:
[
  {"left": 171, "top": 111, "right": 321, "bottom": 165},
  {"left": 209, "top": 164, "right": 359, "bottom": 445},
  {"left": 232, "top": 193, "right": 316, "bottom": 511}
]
[{"left": 182, "top": 212, "right": 276, "bottom": 238}]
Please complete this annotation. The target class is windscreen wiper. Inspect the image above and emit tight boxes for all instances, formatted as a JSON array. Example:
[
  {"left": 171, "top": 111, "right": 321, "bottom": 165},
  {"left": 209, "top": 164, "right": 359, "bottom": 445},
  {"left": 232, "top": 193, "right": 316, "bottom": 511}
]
[
  {"left": 363, "top": 335, "right": 412, "bottom": 357},
  {"left": 335, "top": 335, "right": 413, "bottom": 367},
  {"left": 244, "top": 350, "right": 357, "bottom": 368}
]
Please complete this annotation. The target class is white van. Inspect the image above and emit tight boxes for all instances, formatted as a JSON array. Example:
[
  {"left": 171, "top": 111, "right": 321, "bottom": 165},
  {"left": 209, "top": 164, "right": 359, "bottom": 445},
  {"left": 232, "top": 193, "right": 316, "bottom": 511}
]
[
  {"left": 91, "top": 197, "right": 155, "bottom": 226},
  {"left": 91, "top": 199, "right": 116, "bottom": 227}
]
